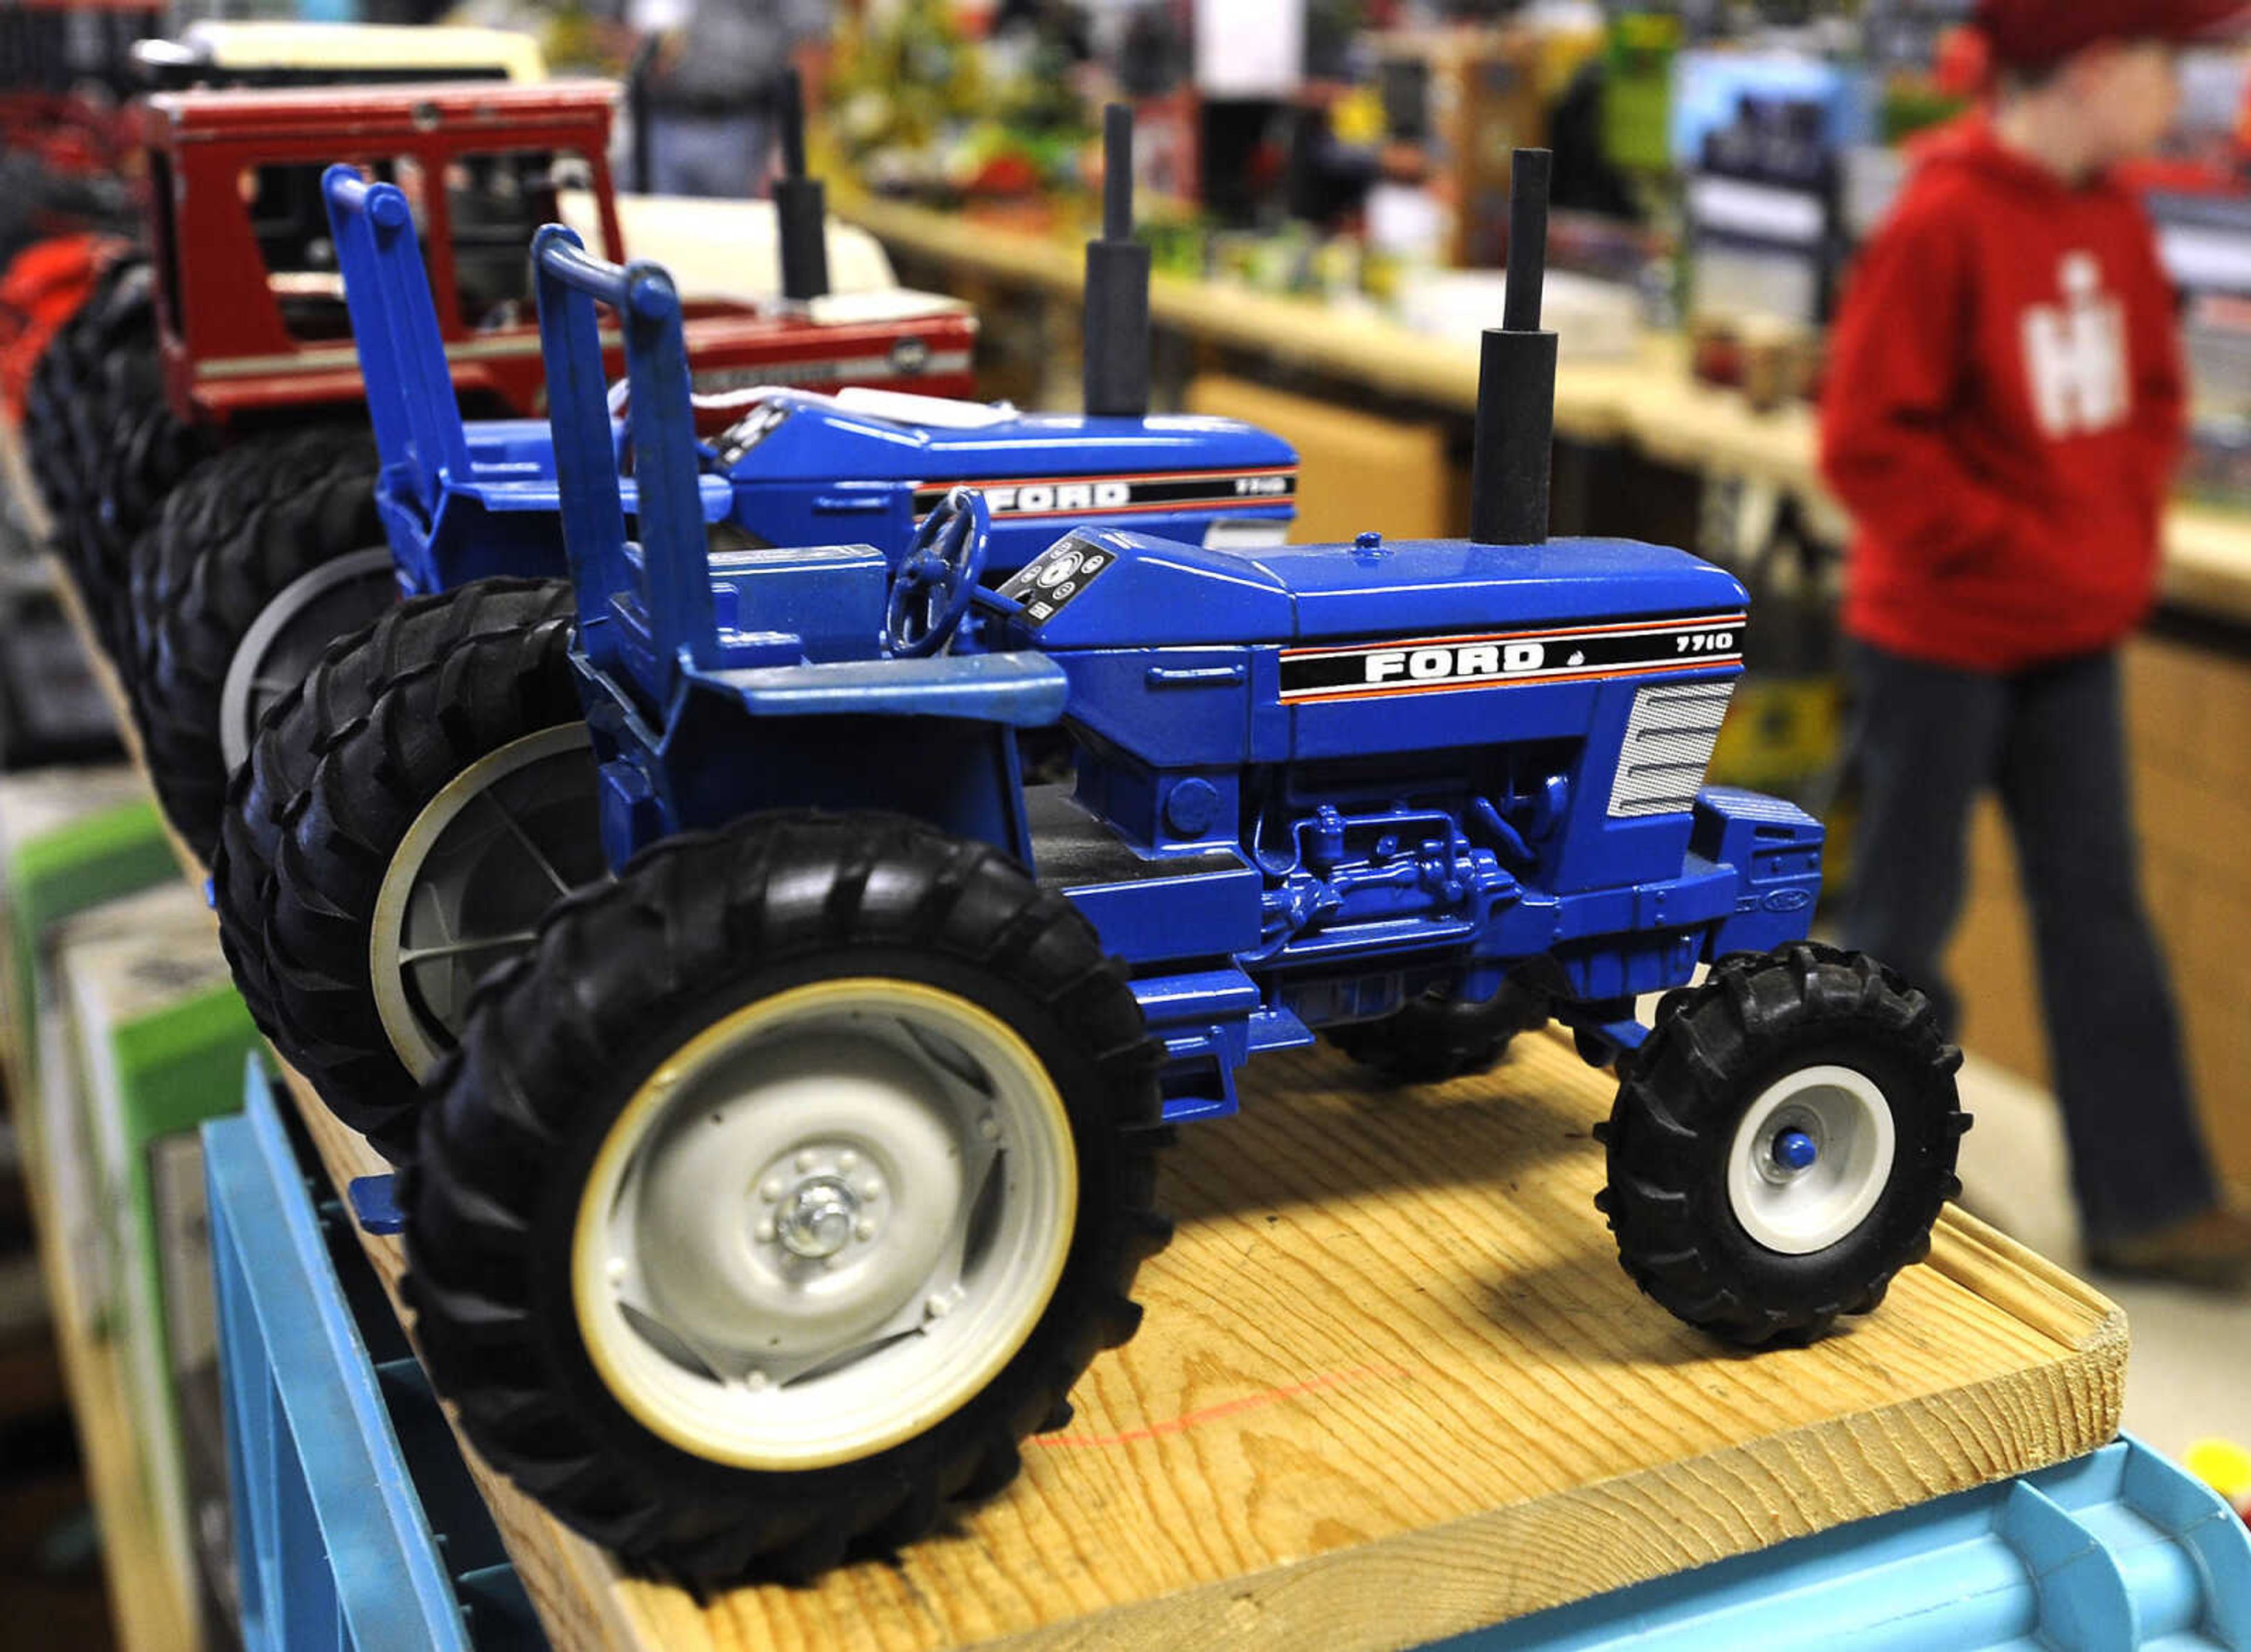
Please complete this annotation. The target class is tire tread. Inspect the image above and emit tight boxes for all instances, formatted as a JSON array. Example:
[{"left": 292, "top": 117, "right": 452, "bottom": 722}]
[
  {"left": 1601, "top": 943, "right": 1966, "bottom": 1345},
  {"left": 403, "top": 812, "right": 1168, "bottom": 1579}
]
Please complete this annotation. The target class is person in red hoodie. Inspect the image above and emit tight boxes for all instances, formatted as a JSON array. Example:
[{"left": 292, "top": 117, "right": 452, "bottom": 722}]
[{"left": 1821, "top": 0, "right": 2251, "bottom": 1283}]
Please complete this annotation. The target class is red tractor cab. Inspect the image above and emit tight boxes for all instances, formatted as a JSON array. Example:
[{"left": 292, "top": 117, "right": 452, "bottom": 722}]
[
  {"left": 138, "top": 79, "right": 974, "bottom": 432},
  {"left": 50, "top": 75, "right": 976, "bottom": 858},
  {"left": 140, "top": 80, "right": 631, "bottom": 431}
]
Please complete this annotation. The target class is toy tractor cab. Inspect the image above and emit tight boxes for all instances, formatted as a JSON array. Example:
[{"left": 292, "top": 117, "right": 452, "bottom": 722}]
[{"left": 375, "top": 149, "right": 1968, "bottom": 1581}]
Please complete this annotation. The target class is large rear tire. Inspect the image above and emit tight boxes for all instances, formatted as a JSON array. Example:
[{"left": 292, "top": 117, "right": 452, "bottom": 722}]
[
  {"left": 23, "top": 257, "right": 211, "bottom": 671},
  {"left": 79, "top": 345, "right": 199, "bottom": 665},
  {"left": 403, "top": 813, "right": 1168, "bottom": 1579},
  {"left": 246, "top": 577, "right": 591, "bottom": 1155},
  {"left": 89, "top": 376, "right": 200, "bottom": 662},
  {"left": 133, "top": 424, "right": 387, "bottom": 857},
  {"left": 211, "top": 578, "right": 579, "bottom": 1120},
  {"left": 23, "top": 251, "right": 147, "bottom": 531},
  {"left": 1597, "top": 943, "right": 1968, "bottom": 1346}
]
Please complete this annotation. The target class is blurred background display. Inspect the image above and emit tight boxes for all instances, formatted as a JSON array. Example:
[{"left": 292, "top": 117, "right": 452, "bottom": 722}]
[{"left": 1, "top": 2, "right": 2249, "bottom": 1646}]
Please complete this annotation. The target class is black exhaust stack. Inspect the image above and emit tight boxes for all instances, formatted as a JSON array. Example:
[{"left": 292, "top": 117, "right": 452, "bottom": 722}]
[
  {"left": 1470, "top": 148, "right": 1557, "bottom": 546},
  {"left": 626, "top": 35, "right": 658, "bottom": 196},
  {"left": 1082, "top": 104, "right": 1150, "bottom": 419},
  {"left": 773, "top": 67, "right": 830, "bottom": 303}
]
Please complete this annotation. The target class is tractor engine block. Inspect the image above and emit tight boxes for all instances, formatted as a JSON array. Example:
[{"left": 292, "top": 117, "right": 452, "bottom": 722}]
[{"left": 1247, "top": 797, "right": 1524, "bottom": 964}]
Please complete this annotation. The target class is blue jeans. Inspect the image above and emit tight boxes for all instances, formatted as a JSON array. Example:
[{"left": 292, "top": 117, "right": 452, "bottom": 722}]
[{"left": 1841, "top": 640, "right": 2219, "bottom": 1247}]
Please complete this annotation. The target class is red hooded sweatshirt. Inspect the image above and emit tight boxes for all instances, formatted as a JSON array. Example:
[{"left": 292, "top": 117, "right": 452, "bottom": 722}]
[{"left": 1819, "top": 114, "right": 2185, "bottom": 672}]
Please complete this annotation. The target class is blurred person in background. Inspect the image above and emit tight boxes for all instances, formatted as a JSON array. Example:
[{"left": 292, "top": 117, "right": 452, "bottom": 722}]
[
  {"left": 1820, "top": 0, "right": 2251, "bottom": 1286},
  {"left": 630, "top": 0, "right": 830, "bottom": 196}
]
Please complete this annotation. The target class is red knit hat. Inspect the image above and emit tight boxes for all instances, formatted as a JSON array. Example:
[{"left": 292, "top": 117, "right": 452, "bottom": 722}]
[{"left": 1977, "top": 0, "right": 2251, "bottom": 65}]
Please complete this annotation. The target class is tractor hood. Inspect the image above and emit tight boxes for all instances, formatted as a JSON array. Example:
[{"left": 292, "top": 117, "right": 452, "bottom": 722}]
[
  {"left": 992, "top": 529, "right": 1751, "bottom": 647},
  {"left": 714, "top": 390, "right": 1297, "bottom": 490}
]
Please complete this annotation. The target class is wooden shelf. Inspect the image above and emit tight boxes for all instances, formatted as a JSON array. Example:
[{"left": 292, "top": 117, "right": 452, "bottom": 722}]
[
  {"left": 845, "top": 193, "right": 2251, "bottom": 630},
  {"left": 280, "top": 1040, "right": 2124, "bottom": 1652},
  {"left": 22, "top": 473, "right": 2127, "bottom": 1652},
  {"left": 2, "top": 1035, "right": 203, "bottom": 1652},
  {"left": 3, "top": 426, "right": 199, "bottom": 1644}
]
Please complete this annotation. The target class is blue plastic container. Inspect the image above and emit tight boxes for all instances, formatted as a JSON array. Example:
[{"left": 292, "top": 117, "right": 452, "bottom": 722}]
[
  {"left": 203, "top": 1062, "right": 545, "bottom": 1652},
  {"left": 1439, "top": 1434, "right": 2251, "bottom": 1650}
]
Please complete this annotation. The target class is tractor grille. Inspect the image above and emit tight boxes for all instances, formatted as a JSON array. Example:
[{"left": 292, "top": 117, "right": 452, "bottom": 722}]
[{"left": 1608, "top": 682, "right": 1736, "bottom": 817}]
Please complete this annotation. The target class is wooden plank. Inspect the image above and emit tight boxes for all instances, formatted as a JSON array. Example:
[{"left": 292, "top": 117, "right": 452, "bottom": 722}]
[
  {"left": 0, "top": 387, "right": 52, "bottom": 543},
  {"left": 1185, "top": 375, "right": 1453, "bottom": 543},
  {"left": 276, "top": 1036, "right": 2122, "bottom": 1652},
  {"left": 844, "top": 193, "right": 2251, "bottom": 628}
]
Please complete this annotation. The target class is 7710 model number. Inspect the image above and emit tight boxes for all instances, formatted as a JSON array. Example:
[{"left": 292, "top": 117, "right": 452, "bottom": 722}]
[{"left": 1676, "top": 631, "right": 1737, "bottom": 654}]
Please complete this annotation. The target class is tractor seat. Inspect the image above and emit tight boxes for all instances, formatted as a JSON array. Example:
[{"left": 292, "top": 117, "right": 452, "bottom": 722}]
[
  {"left": 695, "top": 650, "right": 1069, "bottom": 728},
  {"left": 703, "top": 541, "right": 891, "bottom": 665}
]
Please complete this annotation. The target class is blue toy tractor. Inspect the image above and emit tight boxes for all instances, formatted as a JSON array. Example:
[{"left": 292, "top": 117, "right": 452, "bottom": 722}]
[
  {"left": 206, "top": 110, "right": 1299, "bottom": 1140},
  {"left": 319, "top": 150, "right": 1296, "bottom": 606},
  {"left": 378, "top": 151, "right": 1967, "bottom": 1580},
  {"left": 316, "top": 102, "right": 1291, "bottom": 612}
]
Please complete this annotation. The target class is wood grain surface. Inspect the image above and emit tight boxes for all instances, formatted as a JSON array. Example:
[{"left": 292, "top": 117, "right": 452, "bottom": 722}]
[{"left": 285, "top": 1034, "right": 2121, "bottom": 1652}]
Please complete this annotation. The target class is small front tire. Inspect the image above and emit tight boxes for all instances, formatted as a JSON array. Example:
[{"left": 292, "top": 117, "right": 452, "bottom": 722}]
[
  {"left": 1598, "top": 944, "right": 1967, "bottom": 1345},
  {"left": 1328, "top": 982, "right": 1546, "bottom": 1083}
]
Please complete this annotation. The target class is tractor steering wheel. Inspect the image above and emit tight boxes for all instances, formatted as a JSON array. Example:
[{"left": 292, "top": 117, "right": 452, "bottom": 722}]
[{"left": 885, "top": 487, "right": 992, "bottom": 658}]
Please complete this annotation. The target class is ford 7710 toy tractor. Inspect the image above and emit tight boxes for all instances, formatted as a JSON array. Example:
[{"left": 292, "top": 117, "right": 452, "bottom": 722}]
[
  {"left": 28, "top": 69, "right": 973, "bottom": 861},
  {"left": 212, "top": 108, "right": 1299, "bottom": 1140},
  {"left": 372, "top": 151, "right": 1966, "bottom": 1579},
  {"left": 317, "top": 103, "right": 1293, "bottom": 610}
]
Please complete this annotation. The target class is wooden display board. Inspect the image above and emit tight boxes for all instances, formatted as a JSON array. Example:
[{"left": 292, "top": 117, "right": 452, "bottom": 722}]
[
  {"left": 283, "top": 1038, "right": 2123, "bottom": 1652},
  {"left": 1185, "top": 373, "right": 1453, "bottom": 543}
]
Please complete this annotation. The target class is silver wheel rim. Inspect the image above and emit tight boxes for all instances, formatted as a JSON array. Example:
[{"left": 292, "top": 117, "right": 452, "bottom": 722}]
[
  {"left": 1726, "top": 1064, "right": 1896, "bottom": 1256},
  {"left": 572, "top": 977, "right": 1078, "bottom": 1471},
  {"left": 369, "top": 722, "right": 605, "bottom": 1078},
  {"left": 219, "top": 546, "right": 397, "bottom": 771}
]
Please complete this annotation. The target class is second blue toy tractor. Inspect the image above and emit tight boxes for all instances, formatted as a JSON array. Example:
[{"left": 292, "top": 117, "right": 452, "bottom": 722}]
[
  {"left": 365, "top": 152, "right": 1967, "bottom": 1580},
  {"left": 205, "top": 111, "right": 1300, "bottom": 1138},
  {"left": 318, "top": 159, "right": 1297, "bottom": 606}
]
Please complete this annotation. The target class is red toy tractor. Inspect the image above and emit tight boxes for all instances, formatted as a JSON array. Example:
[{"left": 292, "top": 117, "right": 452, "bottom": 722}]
[{"left": 23, "top": 75, "right": 975, "bottom": 856}]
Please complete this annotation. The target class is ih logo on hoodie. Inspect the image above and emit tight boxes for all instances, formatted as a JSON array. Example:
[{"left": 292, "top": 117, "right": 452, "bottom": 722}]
[{"left": 2022, "top": 251, "right": 2128, "bottom": 439}]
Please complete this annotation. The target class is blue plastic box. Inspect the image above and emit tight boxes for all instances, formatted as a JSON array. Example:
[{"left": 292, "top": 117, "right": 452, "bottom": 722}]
[
  {"left": 203, "top": 1063, "right": 545, "bottom": 1652},
  {"left": 1439, "top": 1434, "right": 2251, "bottom": 1650}
]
